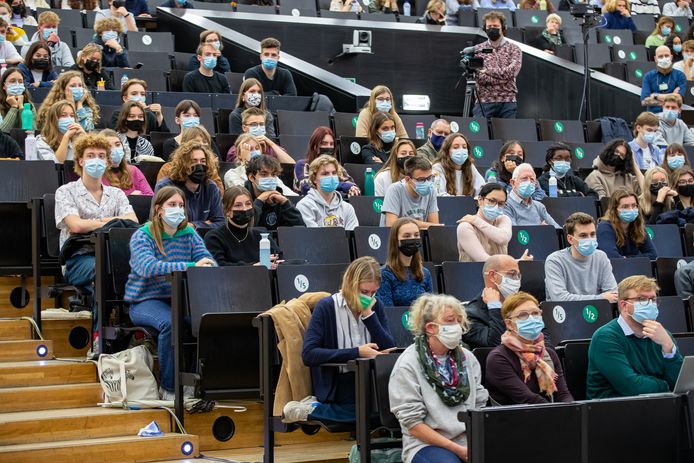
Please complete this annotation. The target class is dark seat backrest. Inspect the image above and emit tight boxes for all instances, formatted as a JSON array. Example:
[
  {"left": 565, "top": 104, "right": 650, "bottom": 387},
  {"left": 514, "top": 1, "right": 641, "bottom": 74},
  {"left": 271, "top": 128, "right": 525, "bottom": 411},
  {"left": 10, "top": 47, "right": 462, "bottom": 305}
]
[
  {"left": 136, "top": 161, "right": 164, "bottom": 189},
  {"left": 538, "top": 119, "right": 586, "bottom": 143},
  {"left": 426, "top": 226, "right": 457, "bottom": 264},
  {"left": 468, "top": 139, "right": 503, "bottom": 171},
  {"left": 646, "top": 224, "right": 684, "bottom": 258},
  {"left": 656, "top": 296, "right": 688, "bottom": 333},
  {"left": 542, "top": 197, "right": 599, "bottom": 225},
  {"left": 384, "top": 306, "right": 414, "bottom": 348},
  {"left": 43, "top": 194, "right": 61, "bottom": 258},
  {"left": 508, "top": 225, "right": 561, "bottom": 260},
  {"left": 655, "top": 257, "right": 694, "bottom": 296},
  {"left": 540, "top": 299, "right": 612, "bottom": 344},
  {"left": 349, "top": 195, "right": 383, "bottom": 227},
  {"left": 373, "top": 352, "right": 401, "bottom": 429},
  {"left": 441, "top": 261, "right": 485, "bottom": 302},
  {"left": 519, "top": 259, "right": 546, "bottom": 302},
  {"left": 436, "top": 196, "right": 476, "bottom": 227},
  {"left": 126, "top": 31, "right": 174, "bottom": 53},
  {"left": 127, "top": 195, "right": 152, "bottom": 224},
  {"left": 275, "top": 110, "right": 330, "bottom": 136},
  {"left": 278, "top": 134, "right": 311, "bottom": 161},
  {"left": 609, "top": 257, "right": 652, "bottom": 282},
  {"left": 275, "top": 263, "right": 348, "bottom": 301},
  {"left": 490, "top": 118, "right": 538, "bottom": 141},
  {"left": 107, "top": 228, "right": 137, "bottom": 299},
  {"left": 0, "top": 161, "right": 59, "bottom": 202},
  {"left": 337, "top": 136, "right": 369, "bottom": 164},
  {"left": 560, "top": 340, "right": 590, "bottom": 401},
  {"left": 472, "top": 347, "right": 493, "bottom": 388},
  {"left": 353, "top": 226, "right": 390, "bottom": 263},
  {"left": 278, "top": 227, "right": 351, "bottom": 264}
]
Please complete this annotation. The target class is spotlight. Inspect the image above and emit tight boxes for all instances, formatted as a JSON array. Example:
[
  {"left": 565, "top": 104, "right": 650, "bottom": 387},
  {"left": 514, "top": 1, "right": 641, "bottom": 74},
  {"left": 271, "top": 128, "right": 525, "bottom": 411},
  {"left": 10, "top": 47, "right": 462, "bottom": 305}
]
[
  {"left": 36, "top": 344, "right": 48, "bottom": 358},
  {"left": 181, "top": 441, "right": 194, "bottom": 456}
]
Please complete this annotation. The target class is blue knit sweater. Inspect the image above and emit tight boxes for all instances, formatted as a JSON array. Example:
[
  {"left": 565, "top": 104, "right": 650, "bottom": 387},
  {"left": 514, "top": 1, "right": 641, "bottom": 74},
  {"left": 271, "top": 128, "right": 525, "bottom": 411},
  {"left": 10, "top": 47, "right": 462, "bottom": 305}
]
[
  {"left": 124, "top": 223, "right": 213, "bottom": 303},
  {"left": 376, "top": 265, "right": 432, "bottom": 308}
]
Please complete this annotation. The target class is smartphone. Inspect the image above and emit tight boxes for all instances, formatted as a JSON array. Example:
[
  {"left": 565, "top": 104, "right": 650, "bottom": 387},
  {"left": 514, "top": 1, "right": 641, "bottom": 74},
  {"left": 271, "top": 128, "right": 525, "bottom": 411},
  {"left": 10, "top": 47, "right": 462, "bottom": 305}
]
[{"left": 381, "top": 347, "right": 397, "bottom": 354}]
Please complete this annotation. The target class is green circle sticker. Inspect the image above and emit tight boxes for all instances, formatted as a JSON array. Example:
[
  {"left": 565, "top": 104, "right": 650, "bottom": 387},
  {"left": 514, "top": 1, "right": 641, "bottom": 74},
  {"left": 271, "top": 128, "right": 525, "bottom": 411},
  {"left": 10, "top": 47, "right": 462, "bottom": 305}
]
[
  {"left": 372, "top": 198, "right": 383, "bottom": 213},
  {"left": 469, "top": 121, "right": 480, "bottom": 133},
  {"left": 629, "top": 51, "right": 637, "bottom": 61},
  {"left": 583, "top": 305, "right": 598, "bottom": 323},
  {"left": 473, "top": 146, "right": 484, "bottom": 158},
  {"left": 401, "top": 311, "right": 410, "bottom": 329},
  {"left": 575, "top": 147, "right": 585, "bottom": 159},
  {"left": 646, "top": 226, "right": 654, "bottom": 240},
  {"left": 676, "top": 24, "right": 683, "bottom": 33},
  {"left": 517, "top": 230, "right": 530, "bottom": 246},
  {"left": 351, "top": 116, "right": 358, "bottom": 128},
  {"left": 554, "top": 122, "right": 564, "bottom": 133},
  {"left": 604, "top": 35, "right": 612, "bottom": 44},
  {"left": 531, "top": 15, "right": 538, "bottom": 23},
  {"left": 635, "top": 69, "right": 643, "bottom": 78}
]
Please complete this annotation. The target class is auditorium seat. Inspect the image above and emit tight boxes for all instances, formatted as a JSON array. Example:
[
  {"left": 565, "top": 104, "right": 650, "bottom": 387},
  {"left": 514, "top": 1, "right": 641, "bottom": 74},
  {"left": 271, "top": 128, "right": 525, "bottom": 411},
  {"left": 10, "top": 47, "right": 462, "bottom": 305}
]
[
  {"left": 224, "top": 72, "right": 245, "bottom": 93},
  {"left": 631, "top": 14, "right": 655, "bottom": 31},
  {"left": 278, "top": 134, "right": 311, "bottom": 160},
  {"left": 349, "top": 195, "right": 383, "bottom": 227},
  {"left": 267, "top": 95, "right": 313, "bottom": 112},
  {"left": 468, "top": 139, "right": 503, "bottom": 171},
  {"left": 655, "top": 257, "right": 694, "bottom": 296},
  {"left": 557, "top": 339, "right": 590, "bottom": 400},
  {"left": 74, "top": 27, "right": 96, "bottom": 49},
  {"left": 425, "top": 225, "right": 457, "bottom": 264},
  {"left": 332, "top": 112, "right": 359, "bottom": 138},
  {"left": 542, "top": 196, "right": 599, "bottom": 224},
  {"left": 278, "top": 0, "right": 318, "bottom": 17},
  {"left": 398, "top": 114, "right": 437, "bottom": 137},
  {"left": 127, "top": 195, "right": 152, "bottom": 223},
  {"left": 277, "top": 226, "right": 351, "bottom": 263},
  {"left": 646, "top": 224, "right": 684, "bottom": 257},
  {"left": 574, "top": 44, "right": 612, "bottom": 70},
  {"left": 540, "top": 299, "right": 612, "bottom": 344},
  {"left": 275, "top": 263, "right": 348, "bottom": 300},
  {"left": 343, "top": 163, "right": 370, "bottom": 191},
  {"left": 490, "top": 118, "right": 538, "bottom": 141},
  {"left": 320, "top": 9, "right": 359, "bottom": 19},
  {"left": 596, "top": 29, "right": 634, "bottom": 46},
  {"left": 353, "top": 226, "right": 390, "bottom": 262},
  {"left": 625, "top": 61, "right": 655, "bottom": 87},
  {"left": 338, "top": 136, "right": 370, "bottom": 164},
  {"left": 436, "top": 196, "right": 477, "bottom": 226},
  {"left": 538, "top": 119, "right": 586, "bottom": 143},
  {"left": 609, "top": 256, "right": 653, "bottom": 282},
  {"left": 567, "top": 142, "right": 602, "bottom": 172},
  {"left": 562, "top": 27, "right": 597, "bottom": 45},
  {"left": 507, "top": 225, "right": 560, "bottom": 260},
  {"left": 522, "top": 140, "right": 554, "bottom": 169},
  {"left": 442, "top": 116, "right": 490, "bottom": 141},
  {"left": 475, "top": 8, "right": 511, "bottom": 27},
  {"left": 235, "top": 4, "right": 277, "bottom": 13},
  {"left": 441, "top": 261, "right": 485, "bottom": 302},
  {"left": 513, "top": 9, "right": 547, "bottom": 28},
  {"left": 276, "top": 110, "right": 331, "bottom": 136},
  {"left": 610, "top": 45, "right": 647, "bottom": 64},
  {"left": 153, "top": 91, "right": 214, "bottom": 108},
  {"left": 385, "top": 306, "right": 414, "bottom": 348},
  {"left": 457, "top": 9, "right": 475, "bottom": 27},
  {"left": 127, "top": 51, "right": 174, "bottom": 71},
  {"left": 126, "top": 31, "right": 175, "bottom": 53},
  {"left": 37, "top": 7, "right": 84, "bottom": 29},
  {"left": 113, "top": 69, "right": 169, "bottom": 92},
  {"left": 656, "top": 296, "right": 689, "bottom": 333},
  {"left": 359, "top": 12, "right": 397, "bottom": 21},
  {"left": 519, "top": 259, "right": 546, "bottom": 301}
]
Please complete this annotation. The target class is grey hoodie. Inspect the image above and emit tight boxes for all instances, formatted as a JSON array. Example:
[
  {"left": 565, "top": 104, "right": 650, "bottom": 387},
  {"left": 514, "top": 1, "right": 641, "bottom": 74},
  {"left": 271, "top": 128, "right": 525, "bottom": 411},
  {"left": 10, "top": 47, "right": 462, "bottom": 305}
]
[
  {"left": 296, "top": 189, "right": 359, "bottom": 231},
  {"left": 21, "top": 33, "right": 75, "bottom": 67},
  {"left": 655, "top": 113, "right": 694, "bottom": 147}
]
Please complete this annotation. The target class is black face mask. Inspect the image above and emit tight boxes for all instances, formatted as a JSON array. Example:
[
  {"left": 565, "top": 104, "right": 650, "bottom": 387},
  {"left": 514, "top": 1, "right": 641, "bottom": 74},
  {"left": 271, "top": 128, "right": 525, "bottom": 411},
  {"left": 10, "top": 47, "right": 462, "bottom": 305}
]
[
  {"left": 188, "top": 164, "right": 207, "bottom": 184},
  {"left": 84, "top": 59, "right": 99, "bottom": 71},
  {"left": 398, "top": 238, "right": 422, "bottom": 257},
  {"left": 650, "top": 182, "right": 667, "bottom": 195},
  {"left": 678, "top": 184, "right": 694, "bottom": 197},
  {"left": 33, "top": 59, "right": 49, "bottom": 70},
  {"left": 504, "top": 155, "right": 522, "bottom": 165},
  {"left": 319, "top": 147, "right": 334, "bottom": 156},
  {"left": 12, "top": 5, "right": 23, "bottom": 15},
  {"left": 396, "top": 156, "right": 413, "bottom": 170},
  {"left": 231, "top": 209, "right": 254, "bottom": 225},
  {"left": 605, "top": 152, "right": 625, "bottom": 167},
  {"left": 125, "top": 119, "right": 144, "bottom": 132},
  {"left": 486, "top": 27, "right": 501, "bottom": 41}
]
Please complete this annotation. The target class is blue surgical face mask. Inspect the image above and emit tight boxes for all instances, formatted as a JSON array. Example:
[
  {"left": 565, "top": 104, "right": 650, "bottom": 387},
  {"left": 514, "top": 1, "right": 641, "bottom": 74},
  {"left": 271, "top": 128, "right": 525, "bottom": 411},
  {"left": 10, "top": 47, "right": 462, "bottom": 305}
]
[
  {"left": 379, "top": 129, "right": 396, "bottom": 144},
  {"left": 42, "top": 27, "right": 57, "bottom": 40},
  {"left": 84, "top": 158, "right": 106, "bottom": 178},
  {"left": 517, "top": 180, "right": 535, "bottom": 199},
  {"left": 575, "top": 237, "right": 598, "bottom": 257},
  {"left": 110, "top": 146, "right": 124, "bottom": 165},
  {"left": 663, "top": 109, "right": 678, "bottom": 123},
  {"left": 631, "top": 300, "right": 659, "bottom": 324},
  {"left": 430, "top": 133, "right": 445, "bottom": 150},
  {"left": 0, "top": 35, "right": 6, "bottom": 44},
  {"left": 552, "top": 160, "right": 571, "bottom": 176},
  {"left": 516, "top": 315, "right": 544, "bottom": 341},
  {"left": 661, "top": 26, "right": 672, "bottom": 36},
  {"left": 58, "top": 116, "right": 74, "bottom": 134},
  {"left": 674, "top": 44, "right": 683, "bottom": 53},
  {"left": 257, "top": 176, "right": 278, "bottom": 192},
  {"left": 618, "top": 208, "right": 639, "bottom": 223},
  {"left": 102, "top": 30, "right": 118, "bottom": 42},
  {"left": 668, "top": 154, "right": 686, "bottom": 169},
  {"left": 262, "top": 58, "right": 278, "bottom": 70},
  {"left": 249, "top": 125, "right": 265, "bottom": 137},
  {"left": 642, "top": 132, "right": 656, "bottom": 144},
  {"left": 6, "top": 83, "right": 24, "bottom": 96},
  {"left": 211, "top": 40, "right": 221, "bottom": 50},
  {"left": 375, "top": 100, "right": 392, "bottom": 113},
  {"left": 249, "top": 149, "right": 261, "bottom": 158},
  {"left": 162, "top": 206, "right": 186, "bottom": 228},
  {"left": 181, "top": 116, "right": 200, "bottom": 129},
  {"left": 451, "top": 148, "right": 469, "bottom": 166},
  {"left": 70, "top": 86, "right": 84, "bottom": 102},
  {"left": 319, "top": 175, "right": 339, "bottom": 193},
  {"left": 414, "top": 179, "right": 433, "bottom": 196},
  {"left": 482, "top": 204, "right": 503, "bottom": 221},
  {"left": 202, "top": 56, "right": 217, "bottom": 70},
  {"left": 128, "top": 95, "right": 146, "bottom": 104}
]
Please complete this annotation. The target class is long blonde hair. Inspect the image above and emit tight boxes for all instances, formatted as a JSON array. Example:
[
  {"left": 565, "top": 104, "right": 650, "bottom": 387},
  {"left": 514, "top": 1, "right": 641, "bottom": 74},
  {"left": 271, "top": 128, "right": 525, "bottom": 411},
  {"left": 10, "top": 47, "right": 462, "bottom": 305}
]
[
  {"left": 340, "top": 256, "right": 381, "bottom": 314},
  {"left": 37, "top": 71, "right": 100, "bottom": 129},
  {"left": 639, "top": 166, "right": 674, "bottom": 217},
  {"left": 42, "top": 100, "right": 77, "bottom": 151},
  {"left": 377, "top": 139, "right": 416, "bottom": 185}
]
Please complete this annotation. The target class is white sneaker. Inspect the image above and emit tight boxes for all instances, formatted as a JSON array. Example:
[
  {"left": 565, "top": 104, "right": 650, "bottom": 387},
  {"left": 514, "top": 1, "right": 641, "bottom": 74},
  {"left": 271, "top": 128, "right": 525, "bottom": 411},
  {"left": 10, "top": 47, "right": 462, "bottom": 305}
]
[
  {"left": 159, "top": 386, "right": 175, "bottom": 401},
  {"left": 282, "top": 395, "right": 319, "bottom": 423},
  {"left": 183, "top": 385, "right": 195, "bottom": 398},
  {"left": 159, "top": 386, "right": 194, "bottom": 401}
]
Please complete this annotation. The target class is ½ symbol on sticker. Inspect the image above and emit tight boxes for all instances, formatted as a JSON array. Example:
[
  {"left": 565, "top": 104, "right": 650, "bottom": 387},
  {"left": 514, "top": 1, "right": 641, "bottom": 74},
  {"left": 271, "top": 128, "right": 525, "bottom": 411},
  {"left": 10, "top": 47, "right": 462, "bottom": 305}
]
[
  {"left": 554, "top": 122, "right": 564, "bottom": 133},
  {"left": 294, "top": 274, "right": 309, "bottom": 293},
  {"left": 517, "top": 230, "right": 530, "bottom": 246},
  {"left": 629, "top": 51, "right": 637, "bottom": 60},
  {"left": 450, "top": 121, "right": 459, "bottom": 133},
  {"left": 351, "top": 116, "right": 358, "bottom": 128},
  {"left": 473, "top": 146, "right": 484, "bottom": 158},
  {"left": 583, "top": 305, "right": 598, "bottom": 323},
  {"left": 469, "top": 121, "right": 480, "bottom": 133},
  {"left": 142, "top": 35, "right": 152, "bottom": 46},
  {"left": 646, "top": 227, "right": 654, "bottom": 240},
  {"left": 401, "top": 311, "right": 410, "bottom": 329},
  {"left": 368, "top": 234, "right": 381, "bottom": 250},
  {"left": 575, "top": 147, "right": 584, "bottom": 159},
  {"left": 372, "top": 198, "right": 383, "bottom": 213},
  {"left": 553, "top": 306, "right": 566, "bottom": 324},
  {"left": 350, "top": 142, "right": 361, "bottom": 154}
]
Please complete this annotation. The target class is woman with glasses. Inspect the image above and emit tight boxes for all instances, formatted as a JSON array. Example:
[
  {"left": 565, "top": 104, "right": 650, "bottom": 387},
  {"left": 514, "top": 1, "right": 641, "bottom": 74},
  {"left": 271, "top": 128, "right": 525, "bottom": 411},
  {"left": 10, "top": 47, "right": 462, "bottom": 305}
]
[
  {"left": 355, "top": 84, "right": 408, "bottom": 138},
  {"left": 671, "top": 167, "right": 694, "bottom": 209},
  {"left": 597, "top": 188, "right": 658, "bottom": 259},
  {"left": 485, "top": 291, "right": 573, "bottom": 405}
]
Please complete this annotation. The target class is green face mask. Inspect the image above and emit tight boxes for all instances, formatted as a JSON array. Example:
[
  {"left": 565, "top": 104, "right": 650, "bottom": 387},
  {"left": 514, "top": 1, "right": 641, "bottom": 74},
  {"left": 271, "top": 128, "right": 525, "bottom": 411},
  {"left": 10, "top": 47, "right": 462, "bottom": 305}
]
[{"left": 359, "top": 294, "right": 374, "bottom": 310}]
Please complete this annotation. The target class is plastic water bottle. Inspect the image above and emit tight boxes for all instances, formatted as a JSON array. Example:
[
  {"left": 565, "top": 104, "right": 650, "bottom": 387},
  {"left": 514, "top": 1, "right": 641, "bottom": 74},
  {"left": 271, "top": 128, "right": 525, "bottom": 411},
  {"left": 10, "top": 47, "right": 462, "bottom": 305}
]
[
  {"left": 548, "top": 171, "right": 558, "bottom": 198},
  {"left": 539, "top": 0, "right": 547, "bottom": 9},
  {"left": 364, "top": 167, "right": 375, "bottom": 196},
  {"left": 120, "top": 74, "right": 129, "bottom": 88},
  {"left": 0, "top": 63, "right": 6, "bottom": 76},
  {"left": 403, "top": 0, "right": 411, "bottom": 15},
  {"left": 352, "top": 0, "right": 358, "bottom": 12},
  {"left": 486, "top": 171, "right": 497, "bottom": 184},
  {"left": 21, "top": 103, "right": 32, "bottom": 130},
  {"left": 259, "top": 233, "right": 271, "bottom": 269},
  {"left": 415, "top": 122, "right": 424, "bottom": 140},
  {"left": 22, "top": 103, "right": 37, "bottom": 160}
]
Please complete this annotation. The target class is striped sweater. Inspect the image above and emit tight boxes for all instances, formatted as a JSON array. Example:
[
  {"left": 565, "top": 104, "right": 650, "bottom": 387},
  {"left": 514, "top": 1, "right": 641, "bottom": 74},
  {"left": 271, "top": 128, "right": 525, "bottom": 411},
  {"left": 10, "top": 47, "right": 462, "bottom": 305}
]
[{"left": 124, "top": 223, "right": 213, "bottom": 303}]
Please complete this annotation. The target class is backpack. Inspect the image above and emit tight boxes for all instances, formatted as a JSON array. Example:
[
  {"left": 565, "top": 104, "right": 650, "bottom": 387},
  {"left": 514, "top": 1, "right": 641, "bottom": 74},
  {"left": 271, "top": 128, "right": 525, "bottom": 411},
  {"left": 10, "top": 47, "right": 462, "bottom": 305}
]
[{"left": 97, "top": 345, "right": 159, "bottom": 406}]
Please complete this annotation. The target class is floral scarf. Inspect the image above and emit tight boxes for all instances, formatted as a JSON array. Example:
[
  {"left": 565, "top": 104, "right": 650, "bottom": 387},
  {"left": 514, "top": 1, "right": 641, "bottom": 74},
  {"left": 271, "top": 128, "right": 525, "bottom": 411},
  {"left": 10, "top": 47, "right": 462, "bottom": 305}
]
[
  {"left": 542, "top": 29, "right": 563, "bottom": 47},
  {"left": 415, "top": 334, "right": 470, "bottom": 406},
  {"left": 501, "top": 331, "right": 558, "bottom": 398}
]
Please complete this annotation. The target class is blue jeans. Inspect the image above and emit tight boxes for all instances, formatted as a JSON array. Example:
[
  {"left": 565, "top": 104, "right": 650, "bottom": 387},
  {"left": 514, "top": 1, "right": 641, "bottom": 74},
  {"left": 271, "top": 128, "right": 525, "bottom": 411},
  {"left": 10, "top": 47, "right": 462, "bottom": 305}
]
[
  {"left": 473, "top": 101, "right": 517, "bottom": 119},
  {"left": 308, "top": 372, "right": 356, "bottom": 423},
  {"left": 412, "top": 446, "right": 462, "bottom": 463},
  {"left": 129, "top": 299, "right": 173, "bottom": 392},
  {"left": 64, "top": 254, "right": 95, "bottom": 296}
]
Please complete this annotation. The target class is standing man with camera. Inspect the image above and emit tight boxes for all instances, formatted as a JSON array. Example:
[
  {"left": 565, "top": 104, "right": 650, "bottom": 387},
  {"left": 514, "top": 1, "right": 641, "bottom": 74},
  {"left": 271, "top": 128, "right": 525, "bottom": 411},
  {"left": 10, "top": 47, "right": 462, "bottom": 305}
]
[{"left": 472, "top": 11, "right": 522, "bottom": 119}]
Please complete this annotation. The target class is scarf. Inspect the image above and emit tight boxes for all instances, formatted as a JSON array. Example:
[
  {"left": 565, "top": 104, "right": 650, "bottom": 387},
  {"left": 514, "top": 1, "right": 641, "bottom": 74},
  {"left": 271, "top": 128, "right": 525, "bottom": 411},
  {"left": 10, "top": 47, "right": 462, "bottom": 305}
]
[
  {"left": 500, "top": 330, "right": 558, "bottom": 398},
  {"left": 415, "top": 334, "right": 470, "bottom": 406},
  {"left": 541, "top": 29, "right": 563, "bottom": 46}
]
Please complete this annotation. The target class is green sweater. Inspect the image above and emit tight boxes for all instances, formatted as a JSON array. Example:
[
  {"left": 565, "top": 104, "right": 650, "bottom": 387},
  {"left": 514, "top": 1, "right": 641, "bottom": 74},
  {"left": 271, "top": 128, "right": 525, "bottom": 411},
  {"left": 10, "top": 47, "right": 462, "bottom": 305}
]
[{"left": 587, "top": 318, "right": 683, "bottom": 399}]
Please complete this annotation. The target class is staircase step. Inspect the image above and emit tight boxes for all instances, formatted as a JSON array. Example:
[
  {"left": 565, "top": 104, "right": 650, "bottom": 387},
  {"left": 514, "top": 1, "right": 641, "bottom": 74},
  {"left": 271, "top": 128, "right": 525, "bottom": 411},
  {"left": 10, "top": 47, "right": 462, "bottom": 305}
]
[
  {"left": 0, "top": 383, "right": 104, "bottom": 413},
  {"left": 0, "top": 319, "right": 32, "bottom": 340},
  {"left": 0, "top": 339, "right": 54, "bottom": 361},
  {"left": 42, "top": 318, "right": 91, "bottom": 357},
  {"left": 0, "top": 360, "right": 96, "bottom": 388},
  {"left": 0, "top": 407, "right": 173, "bottom": 446},
  {"left": 0, "top": 433, "right": 200, "bottom": 463}
]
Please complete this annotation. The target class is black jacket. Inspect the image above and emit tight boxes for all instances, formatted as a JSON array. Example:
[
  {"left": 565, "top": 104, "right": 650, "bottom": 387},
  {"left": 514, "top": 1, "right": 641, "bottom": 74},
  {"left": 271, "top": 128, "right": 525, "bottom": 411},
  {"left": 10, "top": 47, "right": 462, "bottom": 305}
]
[
  {"left": 462, "top": 294, "right": 506, "bottom": 350},
  {"left": 109, "top": 109, "right": 169, "bottom": 134},
  {"left": 360, "top": 143, "right": 391, "bottom": 164},
  {"left": 203, "top": 223, "right": 280, "bottom": 266},
  {"left": 534, "top": 30, "right": 566, "bottom": 53},
  {"left": 244, "top": 180, "right": 305, "bottom": 231},
  {"left": 538, "top": 171, "right": 598, "bottom": 198}
]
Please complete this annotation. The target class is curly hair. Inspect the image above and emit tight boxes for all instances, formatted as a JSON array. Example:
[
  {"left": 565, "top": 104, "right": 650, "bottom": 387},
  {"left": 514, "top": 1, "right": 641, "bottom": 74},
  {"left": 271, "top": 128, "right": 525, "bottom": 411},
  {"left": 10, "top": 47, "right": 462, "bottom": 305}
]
[
  {"left": 37, "top": 71, "right": 100, "bottom": 129},
  {"left": 74, "top": 132, "right": 112, "bottom": 177},
  {"left": 409, "top": 293, "right": 468, "bottom": 337},
  {"left": 168, "top": 141, "right": 218, "bottom": 183},
  {"left": 94, "top": 17, "right": 123, "bottom": 35}
]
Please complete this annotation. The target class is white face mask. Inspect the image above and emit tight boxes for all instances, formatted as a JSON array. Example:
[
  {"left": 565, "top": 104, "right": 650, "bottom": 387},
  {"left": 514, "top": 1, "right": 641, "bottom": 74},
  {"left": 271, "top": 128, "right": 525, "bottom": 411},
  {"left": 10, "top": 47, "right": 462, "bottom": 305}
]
[
  {"left": 435, "top": 323, "right": 463, "bottom": 350},
  {"left": 496, "top": 272, "right": 521, "bottom": 298}
]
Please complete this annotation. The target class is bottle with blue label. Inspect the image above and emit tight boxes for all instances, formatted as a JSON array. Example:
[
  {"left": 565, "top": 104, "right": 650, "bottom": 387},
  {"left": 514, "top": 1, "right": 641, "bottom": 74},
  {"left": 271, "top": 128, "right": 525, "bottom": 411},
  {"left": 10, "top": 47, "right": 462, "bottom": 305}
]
[
  {"left": 548, "top": 170, "right": 557, "bottom": 198},
  {"left": 259, "top": 233, "right": 271, "bottom": 269},
  {"left": 403, "top": 0, "right": 411, "bottom": 15},
  {"left": 120, "top": 74, "right": 129, "bottom": 88}
]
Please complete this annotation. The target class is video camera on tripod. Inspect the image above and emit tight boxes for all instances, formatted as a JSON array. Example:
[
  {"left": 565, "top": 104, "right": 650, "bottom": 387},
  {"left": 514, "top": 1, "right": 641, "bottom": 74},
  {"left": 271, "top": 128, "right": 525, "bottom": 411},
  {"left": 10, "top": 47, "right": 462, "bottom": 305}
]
[{"left": 459, "top": 46, "right": 493, "bottom": 76}]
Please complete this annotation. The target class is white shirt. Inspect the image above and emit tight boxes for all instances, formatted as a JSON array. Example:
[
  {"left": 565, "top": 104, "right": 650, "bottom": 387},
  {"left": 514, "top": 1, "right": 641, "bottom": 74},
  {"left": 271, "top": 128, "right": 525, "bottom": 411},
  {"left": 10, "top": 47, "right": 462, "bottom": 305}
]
[
  {"left": 431, "top": 162, "right": 485, "bottom": 197},
  {"left": 0, "top": 41, "right": 20, "bottom": 62},
  {"left": 616, "top": 315, "right": 677, "bottom": 357},
  {"left": 374, "top": 169, "right": 395, "bottom": 196}
]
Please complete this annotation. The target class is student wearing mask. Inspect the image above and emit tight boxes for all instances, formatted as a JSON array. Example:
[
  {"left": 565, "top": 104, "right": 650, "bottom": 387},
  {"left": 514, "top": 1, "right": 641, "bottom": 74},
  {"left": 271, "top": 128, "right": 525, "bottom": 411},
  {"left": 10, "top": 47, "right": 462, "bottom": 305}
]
[
  {"left": 355, "top": 85, "right": 408, "bottom": 138},
  {"left": 95, "top": 0, "right": 137, "bottom": 31},
  {"left": 587, "top": 275, "right": 682, "bottom": 398},
  {"left": 204, "top": 185, "right": 282, "bottom": 267},
  {"left": 654, "top": 94, "right": 694, "bottom": 146},
  {"left": 381, "top": 156, "right": 440, "bottom": 228},
  {"left": 10, "top": 0, "right": 37, "bottom": 27},
  {"left": 226, "top": 107, "right": 293, "bottom": 165},
  {"left": 37, "top": 100, "right": 86, "bottom": 163},
  {"left": 330, "top": 0, "right": 363, "bottom": 12},
  {"left": 462, "top": 254, "right": 522, "bottom": 349},
  {"left": 486, "top": 292, "right": 572, "bottom": 405},
  {"left": 645, "top": 16, "right": 675, "bottom": 48},
  {"left": 375, "top": 140, "right": 416, "bottom": 196},
  {"left": 416, "top": 119, "right": 450, "bottom": 162},
  {"left": 109, "top": 79, "right": 168, "bottom": 134},
  {"left": 585, "top": 139, "right": 645, "bottom": 199},
  {"left": 389, "top": 293, "right": 488, "bottom": 463},
  {"left": 503, "top": 163, "right": 560, "bottom": 228},
  {"left": 187, "top": 30, "right": 230, "bottom": 73},
  {"left": 0, "top": 18, "right": 22, "bottom": 63},
  {"left": 674, "top": 39, "right": 694, "bottom": 79},
  {"left": 639, "top": 166, "right": 677, "bottom": 223},
  {"left": 224, "top": 134, "right": 263, "bottom": 189},
  {"left": 0, "top": 66, "right": 35, "bottom": 132},
  {"left": 666, "top": 34, "right": 684, "bottom": 62},
  {"left": 125, "top": 186, "right": 215, "bottom": 401},
  {"left": 182, "top": 43, "right": 230, "bottom": 94},
  {"left": 661, "top": 143, "right": 691, "bottom": 176},
  {"left": 243, "top": 155, "right": 304, "bottom": 231},
  {"left": 243, "top": 37, "right": 296, "bottom": 96},
  {"left": 486, "top": 140, "right": 546, "bottom": 200},
  {"left": 376, "top": 217, "right": 433, "bottom": 308},
  {"left": 601, "top": 0, "right": 637, "bottom": 31},
  {"left": 538, "top": 143, "right": 598, "bottom": 198},
  {"left": 672, "top": 167, "right": 694, "bottom": 209},
  {"left": 361, "top": 112, "right": 397, "bottom": 165},
  {"left": 641, "top": 45, "right": 686, "bottom": 113},
  {"left": 432, "top": 133, "right": 485, "bottom": 197},
  {"left": 228, "top": 78, "right": 275, "bottom": 137},
  {"left": 663, "top": 0, "right": 693, "bottom": 18},
  {"left": 115, "top": 101, "right": 154, "bottom": 161},
  {"left": 161, "top": 100, "right": 221, "bottom": 161},
  {"left": 629, "top": 112, "right": 663, "bottom": 169},
  {"left": 36, "top": 71, "right": 98, "bottom": 132},
  {"left": 545, "top": 213, "right": 618, "bottom": 302},
  {"left": 157, "top": 126, "right": 223, "bottom": 191},
  {"left": 100, "top": 128, "right": 153, "bottom": 196},
  {"left": 71, "top": 43, "right": 112, "bottom": 91},
  {"left": 294, "top": 126, "right": 358, "bottom": 196},
  {"left": 18, "top": 42, "right": 56, "bottom": 88},
  {"left": 20, "top": 11, "right": 74, "bottom": 66},
  {"left": 284, "top": 257, "right": 395, "bottom": 423},
  {"left": 597, "top": 188, "right": 658, "bottom": 259},
  {"left": 92, "top": 18, "right": 129, "bottom": 68},
  {"left": 154, "top": 141, "right": 225, "bottom": 230},
  {"left": 296, "top": 155, "right": 359, "bottom": 230}
]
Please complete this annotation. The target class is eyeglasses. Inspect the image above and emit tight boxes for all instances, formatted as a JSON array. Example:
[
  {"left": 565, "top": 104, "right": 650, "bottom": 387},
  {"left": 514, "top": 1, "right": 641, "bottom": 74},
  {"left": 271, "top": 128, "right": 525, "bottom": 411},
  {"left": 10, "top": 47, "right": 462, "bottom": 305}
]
[
  {"left": 509, "top": 309, "right": 542, "bottom": 321},
  {"left": 413, "top": 176, "right": 434, "bottom": 182},
  {"left": 625, "top": 297, "right": 657, "bottom": 305},
  {"left": 678, "top": 179, "right": 694, "bottom": 186},
  {"left": 495, "top": 270, "right": 521, "bottom": 280},
  {"left": 483, "top": 197, "right": 506, "bottom": 208}
]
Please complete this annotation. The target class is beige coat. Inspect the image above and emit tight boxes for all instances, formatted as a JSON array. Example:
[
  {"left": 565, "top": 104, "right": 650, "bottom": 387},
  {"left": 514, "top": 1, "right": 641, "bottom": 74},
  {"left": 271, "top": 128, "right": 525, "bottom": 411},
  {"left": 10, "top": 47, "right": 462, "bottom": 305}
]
[{"left": 584, "top": 157, "right": 641, "bottom": 200}]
